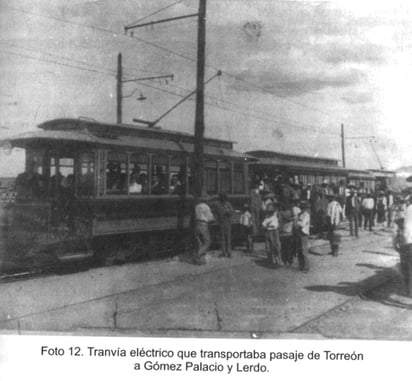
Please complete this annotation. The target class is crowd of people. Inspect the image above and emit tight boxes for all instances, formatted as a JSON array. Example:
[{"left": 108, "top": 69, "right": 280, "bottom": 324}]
[
  {"left": 192, "top": 176, "right": 402, "bottom": 279},
  {"left": 193, "top": 187, "right": 313, "bottom": 272}
]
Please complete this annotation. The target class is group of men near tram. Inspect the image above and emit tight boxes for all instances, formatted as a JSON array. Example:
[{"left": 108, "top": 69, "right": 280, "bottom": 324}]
[
  {"left": 193, "top": 180, "right": 405, "bottom": 278},
  {"left": 194, "top": 179, "right": 412, "bottom": 299},
  {"left": 193, "top": 185, "right": 313, "bottom": 272}
]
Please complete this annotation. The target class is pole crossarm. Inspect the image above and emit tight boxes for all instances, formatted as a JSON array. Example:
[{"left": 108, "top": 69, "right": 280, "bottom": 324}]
[
  {"left": 124, "top": 13, "right": 199, "bottom": 32},
  {"left": 121, "top": 74, "right": 174, "bottom": 84}
]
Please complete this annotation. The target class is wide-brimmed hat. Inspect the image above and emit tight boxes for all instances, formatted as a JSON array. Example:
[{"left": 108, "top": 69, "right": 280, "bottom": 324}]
[{"left": 299, "top": 200, "right": 310, "bottom": 209}]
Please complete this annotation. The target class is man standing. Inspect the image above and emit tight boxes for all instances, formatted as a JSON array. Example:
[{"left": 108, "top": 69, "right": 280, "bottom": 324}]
[
  {"left": 387, "top": 190, "right": 394, "bottom": 228},
  {"left": 250, "top": 184, "right": 262, "bottom": 236},
  {"left": 262, "top": 203, "right": 283, "bottom": 266},
  {"left": 362, "top": 192, "right": 375, "bottom": 231},
  {"left": 376, "top": 191, "right": 387, "bottom": 226},
  {"left": 296, "top": 201, "right": 311, "bottom": 272},
  {"left": 327, "top": 195, "right": 343, "bottom": 256},
  {"left": 216, "top": 193, "right": 234, "bottom": 258},
  {"left": 345, "top": 186, "right": 360, "bottom": 237},
  {"left": 400, "top": 197, "right": 412, "bottom": 297},
  {"left": 194, "top": 196, "right": 215, "bottom": 265}
]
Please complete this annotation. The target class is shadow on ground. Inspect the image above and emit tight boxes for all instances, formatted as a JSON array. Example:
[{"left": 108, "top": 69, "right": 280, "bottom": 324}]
[
  {"left": 362, "top": 276, "right": 412, "bottom": 310},
  {"left": 306, "top": 263, "right": 398, "bottom": 298}
]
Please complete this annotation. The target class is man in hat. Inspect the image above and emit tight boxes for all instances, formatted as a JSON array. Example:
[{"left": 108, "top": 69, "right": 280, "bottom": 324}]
[
  {"left": 262, "top": 202, "right": 283, "bottom": 266},
  {"left": 250, "top": 183, "right": 262, "bottom": 236},
  {"left": 295, "top": 201, "right": 311, "bottom": 272},
  {"left": 376, "top": 190, "right": 387, "bottom": 226},
  {"left": 399, "top": 196, "right": 412, "bottom": 297},
  {"left": 362, "top": 192, "right": 375, "bottom": 231},
  {"left": 216, "top": 193, "right": 234, "bottom": 257},
  {"left": 193, "top": 195, "right": 215, "bottom": 265},
  {"left": 327, "top": 194, "right": 343, "bottom": 256},
  {"left": 240, "top": 203, "right": 254, "bottom": 253},
  {"left": 345, "top": 185, "right": 360, "bottom": 237}
]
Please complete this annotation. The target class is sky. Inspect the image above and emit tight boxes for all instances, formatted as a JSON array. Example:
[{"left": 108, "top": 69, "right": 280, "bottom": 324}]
[{"left": 1, "top": 0, "right": 412, "bottom": 176}]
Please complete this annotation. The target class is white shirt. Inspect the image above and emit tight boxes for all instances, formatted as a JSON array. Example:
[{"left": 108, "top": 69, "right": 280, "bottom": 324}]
[
  {"left": 129, "top": 182, "right": 142, "bottom": 193},
  {"left": 262, "top": 214, "right": 279, "bottom": 230},
  {"left": 327, "top": 200, "right": 342, "bottom": 226},
  {"left": 240, "top": 211, "right": 253, "bottom": 226},
  {"left": 195, "top": 202, "right": 215, "bottom": 223},
  {"left": 297, "top": 211, "right": 310, "bottom": 235},
  {"left": 362, "top": 197, "right": 374, "bottom": 210}
]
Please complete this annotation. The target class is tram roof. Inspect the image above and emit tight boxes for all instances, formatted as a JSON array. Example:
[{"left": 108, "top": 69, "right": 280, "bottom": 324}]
[
  {"left": 1, "top": 122, "right": 254, "bottom": 161},
  {"left": 246, "top": 150, "right": 339, "bottom": 166},
  {"left": 38, "top": 118, "right": 235, "bottom": 149},
  {"left": 347, "top": 169, "right": 376, "bottom": 179},
  {"left": 246, "top": 150, "right": 348, "bottom": 173}
]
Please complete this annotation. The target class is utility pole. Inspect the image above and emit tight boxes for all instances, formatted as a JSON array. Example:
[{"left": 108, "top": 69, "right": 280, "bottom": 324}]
[
  {"left": 122, "top": 0, "right": 207, "bottom": 196},
  {"left": 116, "top": 52, "right": 173, "bottom": 125},
  {"left": 341, "top": 123, "right": 346, "bottom": 168},
  {"left": 116, "top": 53, "right": 122, "bottom": 124},
  {"left": 193, "top": 0, "right": 206, "bottom": 197}
]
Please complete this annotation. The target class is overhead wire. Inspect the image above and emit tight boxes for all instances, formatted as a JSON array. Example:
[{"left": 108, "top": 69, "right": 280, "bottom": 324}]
[
  {"left": 3, "top": 3, "right": 341, "bottom": 119},
  {"left": 125, "top": 0, "right": 186, "bottom": 28},
  {"left": 0, "top": 46, "right": 339, "bottom": 138},
  {"left": 2, "top": 3, "right": 350, "bottom": 138},
  {"left": 133, "top": 78, "right": 339, "bottom": 137},
  {"left": 0, "top": 49, "right": 115, "bottom": 77}
]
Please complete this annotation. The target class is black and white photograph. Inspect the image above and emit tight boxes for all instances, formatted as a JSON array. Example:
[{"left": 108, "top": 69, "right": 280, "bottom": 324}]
[{"left": 1, "top": 1, "right": 412, "bottom": 374}]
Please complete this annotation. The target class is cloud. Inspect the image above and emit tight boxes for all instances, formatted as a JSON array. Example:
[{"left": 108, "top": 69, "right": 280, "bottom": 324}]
[
  {"left": 341, "top": 91, "right": 374, "bottom": 104},
  {"left": 318, "top": 43, "right": 387, "bottom": 65},
  {"left": 229, "top": 59, "right": 366, "bottom": 97}
]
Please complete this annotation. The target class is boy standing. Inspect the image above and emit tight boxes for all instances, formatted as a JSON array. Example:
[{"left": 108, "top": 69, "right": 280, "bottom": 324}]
[{"left": 240, "top": 204, "right": 254, "bottom": 253}]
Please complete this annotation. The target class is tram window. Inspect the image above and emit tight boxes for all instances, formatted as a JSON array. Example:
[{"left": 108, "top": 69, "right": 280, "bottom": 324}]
[
  {"left": 205, "top": 159, "right": 217, "bottom": 194},
  {"left": 79, "top": 152, "right": 95, "bottom": 196},
  {"left": 58, "top": 157, "right": 75, "bottom": 194},
  {"left": 219, "top": 160, "right": 231, "bottom": 194},
  {"left": 106, "top": 151, "right": 127, "bottom": 194},
  {"left": 26, "top": 149, "right": 44, "bottom": 175},
  {"left": 233, "top": 162, "right": 244, "bottom": 194},
  {"left": 129, "top": 153, "right": 148, "bottom": 194},
  {"left": 15, "top": 149, "right": 46, "bottom": 197},
  {"left": 170, "top": 156, "right": 186, "bottom": 194},
  {"left": 151, "top": 154, "right": 168, "bottom": 195}
]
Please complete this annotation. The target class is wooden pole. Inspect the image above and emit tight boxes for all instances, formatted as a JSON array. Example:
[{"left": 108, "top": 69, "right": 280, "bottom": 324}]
[
  {"left": 116, "top": 53, "right": 122, "bottom": 124},
  {"left": 193, "top": 0, "right": 206, "bottom": 197}
]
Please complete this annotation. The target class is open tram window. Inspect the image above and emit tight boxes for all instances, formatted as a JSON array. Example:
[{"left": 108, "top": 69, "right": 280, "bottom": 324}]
[
  {"left": 205, "top": 159, "right": 217, "bottom": 195},
  {"left": 129, "top": 153, "right": 148, "bottom": 194},
  {"left": 219, "top": 160, "right": 231, "bottom": 194},
  {"left": 78, "top": 152, "right": 95, "bottom": 197},
  {"left": 15, "top": 148, "right": 47, "bottom": 197},
  {"left": 169, "top": 155, "right": 186, "bottom": 195},
  {"left": 233, "top": 162, "right": 245, "bottom": 194},
  {"left": 151, "top": 154, "right": 168, "bottom": 195},
  {"left": 106, "top": 151, "right": 127, "bottom": 194}
]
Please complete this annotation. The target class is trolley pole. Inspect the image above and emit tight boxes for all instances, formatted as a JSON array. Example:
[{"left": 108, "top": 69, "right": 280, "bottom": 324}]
[
  {"left": 116, "top": 53, "right": 122, "bottom": 124},
  {"left": 341, "top": 123, "right": 346, "bottom": 168},
  {"left": 193, "top": 0, "right": 206, "bottom": 197}
]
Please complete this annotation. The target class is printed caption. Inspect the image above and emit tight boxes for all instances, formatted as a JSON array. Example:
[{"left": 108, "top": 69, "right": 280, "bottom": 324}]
[{"left": 40, "top": 345, "right": 364, "bottom": 373}]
